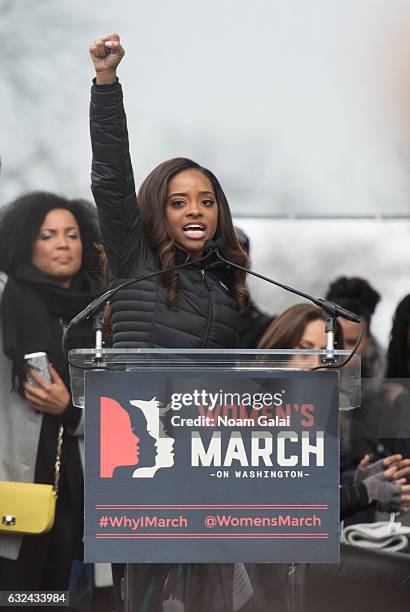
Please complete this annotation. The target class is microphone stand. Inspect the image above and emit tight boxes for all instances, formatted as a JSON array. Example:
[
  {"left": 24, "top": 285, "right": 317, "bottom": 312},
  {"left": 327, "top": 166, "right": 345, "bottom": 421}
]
[
  {"left": 62, "top": 250, "right": 214, "bottom": 361},
  {"left": 64, "top": 238, "right": 362, "bottom": 367},
  {"left": 210, "top": 246, "right": 362, "bottom": 364},
  {"left": 324, "top": 314, "right": 336, "bottom": 362},
  {"left": 92, "top": 312, "right": 104, "bottom": 362}
]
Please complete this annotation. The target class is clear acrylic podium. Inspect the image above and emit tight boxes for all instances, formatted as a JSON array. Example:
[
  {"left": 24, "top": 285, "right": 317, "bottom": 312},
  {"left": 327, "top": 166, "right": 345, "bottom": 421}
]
[
  {"left": 69, "top": 348, "right": 360, "bottom": 612},
  {"left": 69, "top": 348, "right": 360, "bottom": 411}
]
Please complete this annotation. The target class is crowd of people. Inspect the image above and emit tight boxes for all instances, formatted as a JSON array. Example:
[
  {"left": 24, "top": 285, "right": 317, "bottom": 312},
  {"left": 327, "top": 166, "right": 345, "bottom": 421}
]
[{"left": 0, "top": 31, "right": 409, "bottom": 612}]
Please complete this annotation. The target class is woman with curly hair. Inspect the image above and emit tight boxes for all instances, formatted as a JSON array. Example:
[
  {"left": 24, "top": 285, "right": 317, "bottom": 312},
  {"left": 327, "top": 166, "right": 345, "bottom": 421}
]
[{"left": 0, "top": 192, "right": 101, "bottom": 595}]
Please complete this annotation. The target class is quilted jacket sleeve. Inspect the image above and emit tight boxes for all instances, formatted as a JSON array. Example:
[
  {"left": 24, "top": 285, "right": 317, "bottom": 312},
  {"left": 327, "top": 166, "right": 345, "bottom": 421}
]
[
  {"left": 90, "top": 79, "right": 148, "bottom": 278},
  {"left": 340, "top": 483, "right": 370, "bottom": 520}
]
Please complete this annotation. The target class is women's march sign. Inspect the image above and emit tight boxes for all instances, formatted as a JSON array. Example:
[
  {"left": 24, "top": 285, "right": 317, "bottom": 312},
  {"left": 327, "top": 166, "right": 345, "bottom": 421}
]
[{"left": 84, "top": 370, "right": 340, "bottom": 563}]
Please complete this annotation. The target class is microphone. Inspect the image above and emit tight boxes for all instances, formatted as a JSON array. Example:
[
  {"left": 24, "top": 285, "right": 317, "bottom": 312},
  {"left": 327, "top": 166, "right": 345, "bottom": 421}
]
[
  {"left": 203, "top": 238, "right": 225, "bottom": 256},
  {"left": 63, "top": 248, "right": 214, "bottom": 355},
  {"left": 205, "top": 238, "right": 361, "bottom": 324},
  {"left": 314, "top": 299, "right": 361, "bottom": 324}
]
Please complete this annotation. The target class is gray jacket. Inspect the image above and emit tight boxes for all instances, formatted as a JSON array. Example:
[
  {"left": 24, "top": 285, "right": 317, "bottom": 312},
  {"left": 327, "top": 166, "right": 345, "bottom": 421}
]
[
  {"left": 0, "top": 272, "right": 84, "bottom": 560},
  {"left": 0, "top": 272, "right": 43, "bottom": 559}
]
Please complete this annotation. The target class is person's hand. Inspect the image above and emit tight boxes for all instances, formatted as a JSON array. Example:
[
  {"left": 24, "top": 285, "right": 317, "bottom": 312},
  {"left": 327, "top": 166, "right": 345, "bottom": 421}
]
[
  {"left": 383, "top": 460, "right": 410, "bottom": 484},
  {"left": 355, "top": 453, "right": 410, "bottom": 484},
  {"left": 398, "top": 484, "right": 410, "bottom": 512},
  {"left": 358, "top": 453, "right": 407, "bottom": 472},
  {"left": 24, "top": 364, "right": 70, "bottom": 415},
  {"left": 89, "top": 33, "right": 125, "bottom": 85}
]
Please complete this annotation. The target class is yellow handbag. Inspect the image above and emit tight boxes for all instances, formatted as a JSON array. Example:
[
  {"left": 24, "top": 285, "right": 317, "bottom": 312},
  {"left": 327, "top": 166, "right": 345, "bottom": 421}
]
[{"left": 0, "top": 424, "right": 63, "bottom": 535}]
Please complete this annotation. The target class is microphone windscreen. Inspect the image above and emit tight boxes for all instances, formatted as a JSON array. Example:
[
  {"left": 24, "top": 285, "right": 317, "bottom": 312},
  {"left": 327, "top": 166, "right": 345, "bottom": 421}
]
[{"left": 204, "top": 237, "right": 225, "bottom": 255}]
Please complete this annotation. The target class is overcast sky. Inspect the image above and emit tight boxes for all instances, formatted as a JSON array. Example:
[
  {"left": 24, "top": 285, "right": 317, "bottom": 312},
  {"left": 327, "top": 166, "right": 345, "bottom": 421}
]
[{"left": 2, "top": 0, "right": 410, "bottom": 215}]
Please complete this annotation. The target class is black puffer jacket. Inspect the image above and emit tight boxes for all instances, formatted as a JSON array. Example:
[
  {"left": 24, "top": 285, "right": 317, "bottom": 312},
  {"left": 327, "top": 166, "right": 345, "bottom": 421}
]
[{"left": 90, "top": 80, "right": 239, "bottom": 348}]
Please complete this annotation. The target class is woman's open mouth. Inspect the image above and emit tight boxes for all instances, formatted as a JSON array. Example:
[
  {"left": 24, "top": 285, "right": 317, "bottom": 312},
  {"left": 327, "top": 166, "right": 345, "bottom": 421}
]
[{"left": 182, "top": 223, "right": 206, "bottom": 240}]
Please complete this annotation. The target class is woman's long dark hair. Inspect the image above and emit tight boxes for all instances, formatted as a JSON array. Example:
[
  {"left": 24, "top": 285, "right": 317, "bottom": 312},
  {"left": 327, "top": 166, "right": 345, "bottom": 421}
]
[
  {"left": 386, "top": 294, "right": 410, "bottom": 381},
  {"left": 0, "top": 191, "right": 101, "bottom": 275},
  {"left": 138, "top": 157, "right": 249, "bottom": 310}
]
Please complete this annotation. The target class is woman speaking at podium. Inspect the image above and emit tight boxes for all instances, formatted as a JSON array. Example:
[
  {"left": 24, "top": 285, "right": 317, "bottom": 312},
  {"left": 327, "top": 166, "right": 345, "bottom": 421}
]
[{"left": 89, "top": 33, "right": 249, "bottom": 612}]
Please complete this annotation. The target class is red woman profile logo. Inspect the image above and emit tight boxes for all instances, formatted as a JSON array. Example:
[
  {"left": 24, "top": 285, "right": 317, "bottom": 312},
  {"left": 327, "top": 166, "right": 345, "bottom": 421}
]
[{"left": 100, "top": 396, "right": 140, "bottom": 478}]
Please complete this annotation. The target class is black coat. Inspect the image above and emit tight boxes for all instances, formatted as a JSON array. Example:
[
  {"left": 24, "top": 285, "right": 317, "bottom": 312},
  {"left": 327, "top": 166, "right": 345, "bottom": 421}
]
[{"left": 90, "top": 80, "right": 239, "bottom": 349}]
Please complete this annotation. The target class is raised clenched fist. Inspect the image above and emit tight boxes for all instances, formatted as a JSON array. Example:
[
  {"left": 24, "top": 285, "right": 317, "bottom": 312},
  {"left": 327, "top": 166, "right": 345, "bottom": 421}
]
[{"left": 89, "top": 33, "right": 125, "bottom": 84}]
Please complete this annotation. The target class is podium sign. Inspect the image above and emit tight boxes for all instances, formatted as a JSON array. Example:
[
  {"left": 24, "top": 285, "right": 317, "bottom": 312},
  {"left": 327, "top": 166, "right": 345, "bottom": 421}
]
[{"left": 84, "top": 366, "right": 340, "bottom": 563}]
